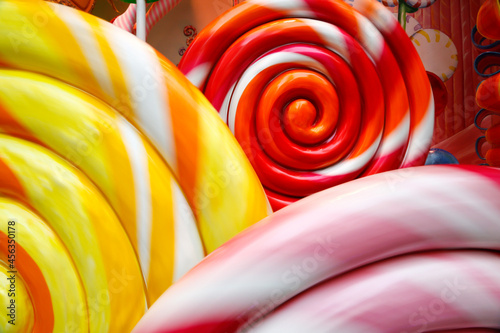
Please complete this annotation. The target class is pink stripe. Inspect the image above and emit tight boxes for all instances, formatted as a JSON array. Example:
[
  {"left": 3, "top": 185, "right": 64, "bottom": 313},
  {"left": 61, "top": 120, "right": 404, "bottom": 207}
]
[
  {"left": 133, "top": 166, "right": 500, "bottom": 333},
  {"left": 113, "top": 4, "right": 137, "bottom": 32},
  {"left": 249, "top": 251, "right": 500, "bottom": 332}
]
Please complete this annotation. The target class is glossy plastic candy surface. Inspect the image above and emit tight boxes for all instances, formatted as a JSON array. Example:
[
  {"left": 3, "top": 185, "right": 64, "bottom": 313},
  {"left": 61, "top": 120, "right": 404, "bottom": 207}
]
[
  {"left": 134, "top": 165, "right": 500, "bottom": 333},
  {"left": 0, "top": 0, "right": 270, "bottom": 330},
  {"left": 179, "top": 0, "right": 434, "bottom": 210}
]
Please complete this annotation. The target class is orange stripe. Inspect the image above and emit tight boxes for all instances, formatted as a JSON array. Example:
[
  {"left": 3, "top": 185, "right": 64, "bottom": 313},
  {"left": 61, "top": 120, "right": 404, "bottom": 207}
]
[
  {"left": 0, "top": 101, "right": 46, "bottom": 147},
  {"left": 0, "top": 158, "right": 28, "bottom": 202},
  {"left": 0, "top": 232, "right": 55, "bottom": 332},
  {"left": 169, "top": 87, "right": 199, "bottom": 211}
]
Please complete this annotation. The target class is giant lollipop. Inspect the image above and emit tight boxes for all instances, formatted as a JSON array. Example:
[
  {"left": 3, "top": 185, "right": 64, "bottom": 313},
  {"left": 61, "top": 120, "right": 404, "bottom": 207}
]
[
  {"left": 178, "top": 0, "right": 434, "bottom": 210},
  {"left": 134, "top": 165, "right": 500, "bottom": 332},
  {"left": 0, "top": 0, "right": 270, "bottom": 329}
]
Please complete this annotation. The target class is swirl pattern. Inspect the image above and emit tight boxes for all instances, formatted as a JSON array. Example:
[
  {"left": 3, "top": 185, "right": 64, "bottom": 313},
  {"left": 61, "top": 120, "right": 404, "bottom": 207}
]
[
  {"left": 134, "top": 165, "right": 500, "bottom": 333},
  {"left": 0, "top": 0, "right": 270, "bottom": 330},
  {"left": 178, "top": 0, "right": 434, "bottom": 210}
]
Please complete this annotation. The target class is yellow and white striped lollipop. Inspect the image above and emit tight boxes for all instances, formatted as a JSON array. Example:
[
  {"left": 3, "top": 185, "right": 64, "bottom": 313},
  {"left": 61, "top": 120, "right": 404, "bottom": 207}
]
[
  {"left": 411, "top": 29, "right": 458, "bottom": 82},
  {"left": 0, "top": 0, "right": 270, "bottom": 330}
]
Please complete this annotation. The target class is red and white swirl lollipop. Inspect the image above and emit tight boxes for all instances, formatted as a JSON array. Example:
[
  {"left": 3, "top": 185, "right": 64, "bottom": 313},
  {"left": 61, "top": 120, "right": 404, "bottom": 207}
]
[{"left": 179, "top": 0, "right": 434, "bottom": 210}]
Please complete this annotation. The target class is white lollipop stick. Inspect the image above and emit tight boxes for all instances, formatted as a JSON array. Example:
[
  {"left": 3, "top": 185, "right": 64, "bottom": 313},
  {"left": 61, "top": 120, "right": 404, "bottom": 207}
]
[{"left": 136, "top": 0, "right": 146, "bottom": 40}]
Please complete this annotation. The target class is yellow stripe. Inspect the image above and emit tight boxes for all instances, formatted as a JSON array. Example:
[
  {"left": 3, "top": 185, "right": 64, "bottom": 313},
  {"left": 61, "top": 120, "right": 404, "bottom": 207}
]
[
  {"left": 0, "top": 136, "right": 146, "bottom": 332},
  {"left": 87, "top": 15, "right": 135, "bottom": 118},
  {"left": 145, "top": 147, "right": 176, "bottom": 305},
  {"left": 451, "top": 54, "right": 458, "bottom": 61},
  {"left": 419, "top": 30, "right": 431, "bottom": 43},
  {"left": 435, "top": 31, "right": 441, "bottom": 42},
  {"left": 449, "top": 66, "right": 456, "bottom": 71},
  {"left": 0, "top": 198, "right": 87, "bottom": 332},
  {"left": 442, "top": 73, "right": 449, "bottom": 81},
  {"left": 446, "top": 40, "right": 452, "bottom": 48}
]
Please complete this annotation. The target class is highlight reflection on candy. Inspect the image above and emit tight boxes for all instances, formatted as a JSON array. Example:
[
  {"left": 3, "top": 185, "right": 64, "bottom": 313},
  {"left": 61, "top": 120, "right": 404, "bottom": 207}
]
[
  {"left": 179, "top": 0, "right": 434, "bottom": 210},
  {"left": 0, "top": 0, "right": 270, "bottom": 329},
  {"left": 133, "top": 165, "right": 500, "bottom": 333}
]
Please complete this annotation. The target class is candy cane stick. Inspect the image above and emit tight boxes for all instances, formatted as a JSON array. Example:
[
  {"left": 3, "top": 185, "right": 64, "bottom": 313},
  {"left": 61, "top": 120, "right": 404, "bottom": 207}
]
[
  {"left": 113, "top": 0, "right": 182, "bottom": 38},
  {"left": 112, "top": 3, "right": 137, "bottom": 32}
]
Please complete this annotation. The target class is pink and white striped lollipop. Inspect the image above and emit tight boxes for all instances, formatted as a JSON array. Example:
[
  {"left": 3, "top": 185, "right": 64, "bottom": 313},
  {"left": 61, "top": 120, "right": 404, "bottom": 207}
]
[
  {"left": 112, "top": 0, "right": 182, "bottom": 36},
  {"left": 248, "top": 250, "right": 500, "bottom": 332},
  {"left": 133, "top": 165, "right": 500, "bottom": 333}
]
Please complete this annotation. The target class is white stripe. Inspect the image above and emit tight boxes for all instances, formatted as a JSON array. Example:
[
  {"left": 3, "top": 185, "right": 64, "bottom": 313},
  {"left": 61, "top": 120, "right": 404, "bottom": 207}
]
[
  {"left": 376, "top": 112, "right": 410, "bottom": 156},
  {"left": 219, "top": 83, "right": 235, "bottom": 126},
  {"left": 228, "top": 52, "right": 327, "bottom": 133},
  {"left": 117, "top": 118, "right": 152, "bottom": 285},
  {"left": 251, "top": 0, "right": 313, "bottom": 17},
  {"left": 354, "top": 12, "right": 384, "bottom": 62},
  {"left": 104, "top": 27, "right": 178, "bottom": 173},
  {"left": 56, "top": 8, "right": 115, "bottom": 98},
  {"left": 186, "top": 63, "right": 212, "bottom": 88},
  {"left": 402, "top": 87, "right": 435, "bottom": 166},
  {"left": 317, "top": 137, "right": 381, "bottom": 176},
  {"left": 303, "top": 20, "right": 350, "bottom": 62},
  {"left": 172, "top": 181, "right": 205, "bottom": 282}
]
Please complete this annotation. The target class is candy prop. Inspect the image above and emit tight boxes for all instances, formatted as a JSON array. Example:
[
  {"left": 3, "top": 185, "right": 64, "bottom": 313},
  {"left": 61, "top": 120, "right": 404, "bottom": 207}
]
[
  {"left": 0, "top": 0, "right": 270, "bottom": 328},
  {"left": 112, "top": 3, "right": 137, "bottom": 32},
  {"left": 133, "top": 165, "right": 500, "bottom": 333},
  {"left": 477, "top": 74, "right": 500, "bottom": 113},
  {"left": 1, "top": 0, "right": 269, "bottom": 251},
  {"left": 378, "top": 0, "right": 436, "bottom": 8},
  {"left": 474, "top": 52, "right": 500, "bottom": 78},
  {"left": 425, "top": 148, "right": 459, "bottom": 164},
  {"left": 377, "top": 0, "right": 437, "bottom": 31},
  {"left": 473, "top": 6, "right": 500, "bottom": 167},
  {"left": 178, "top": 0, "right": 434, "bottom": 210},
  {"left": 393, "top": 12, "right": 422, "bottom": 36},
  {"left": 248, "top": 251, "right": 500, "bottom": 332},
  {"left": 477, "top": 0, "right": 500, "bottom": 41},
  {"left": 411, "top": 29, "right": 458, "bottom": 82},
  {"left": 0, "top": 69, "right": 205, "bottom": 305},
  {"left": 472, "top": 26, "right": 500, "bottom": 52},
  {"left": 476, "top": 77, "right": 500, "bottom": 166},
  {"left": 112, "top": 0, "right": 182, "bottom": 37},
  {"left": 0, "top": 135, "right": 146, "bottom": 332}
]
